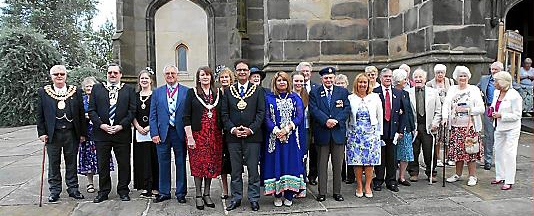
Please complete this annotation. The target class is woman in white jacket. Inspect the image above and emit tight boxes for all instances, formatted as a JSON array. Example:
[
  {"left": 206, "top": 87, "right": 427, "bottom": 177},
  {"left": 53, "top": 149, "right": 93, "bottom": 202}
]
[
  {"left": 490, "top": 71, "right": 522, "bottom": 190},
  {"left": 442, "top": 66, "right": 485, "bottom": 186}
]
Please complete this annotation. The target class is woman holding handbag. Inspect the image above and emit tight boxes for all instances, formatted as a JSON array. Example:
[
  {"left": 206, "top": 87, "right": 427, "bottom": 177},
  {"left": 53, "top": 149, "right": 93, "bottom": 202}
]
[
  {"left": 442, "top": 66, "right": 485, "bottom": 186},
  {"left": 490, "top": 71, "right": 523, "bottom": 190}
]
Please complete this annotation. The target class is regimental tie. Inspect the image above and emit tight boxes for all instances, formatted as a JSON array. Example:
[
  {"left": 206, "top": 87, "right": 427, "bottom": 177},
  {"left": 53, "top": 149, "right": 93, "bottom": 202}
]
[
  {"left": 327, "top": 89, "right": 332, "bottom": 106},
  {"left": 108, "top": 85, "right": 117, "bottom": 125},
  {"left": 167, "top": 86, "right": 178, "bottom": 127},
  {"left": 385, "top": 88, "right": 391, "bottom": 121},
  {"left": 239, "top": 86, "right": 245, "bottom": 97}
]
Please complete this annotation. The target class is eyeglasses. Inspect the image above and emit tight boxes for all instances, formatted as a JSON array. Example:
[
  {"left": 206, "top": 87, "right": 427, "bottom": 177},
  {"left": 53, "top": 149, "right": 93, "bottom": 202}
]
[
  {"left": 107, "top": 71, "right": 120, "bottom": 75},
  {"left": 165, "top": 72, "right": 178, "bottom": 75},
  {"left": 52, "top": 73, "right": 66, "bottom": 77},
  {"left": 236, "top": 68, "right": 249, "bottom": 72}
]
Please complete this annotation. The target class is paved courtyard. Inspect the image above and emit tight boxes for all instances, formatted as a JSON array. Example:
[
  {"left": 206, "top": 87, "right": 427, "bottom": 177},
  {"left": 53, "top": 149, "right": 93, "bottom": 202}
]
[{"left": 0, "top": 126, "right": 532, "bottom": 216}]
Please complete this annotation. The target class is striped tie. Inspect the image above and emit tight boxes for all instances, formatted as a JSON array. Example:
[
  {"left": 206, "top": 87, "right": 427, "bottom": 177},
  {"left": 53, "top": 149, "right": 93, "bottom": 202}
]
[
  {"left": 169, "top": 86, "right": 176, "bottom": 126},
  {"left": 109, "top": 104, "right": 116, "bottom": 125}
]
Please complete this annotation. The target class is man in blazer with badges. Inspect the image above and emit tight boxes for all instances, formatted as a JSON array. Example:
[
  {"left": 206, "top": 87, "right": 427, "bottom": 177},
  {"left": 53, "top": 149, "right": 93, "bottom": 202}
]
[
  {"left": 89, "top": 63, "right": 136, "bottom": 203},
  {"left": 37, "top": 65, "right": 86, "bottom": 202},
  {"left": 309, "top": 66, "right": 350, "bottom": 202},
  {"left": 149, "top": 65, "right": 189, "bottom": 203},
  {"left": 372, "top": 68, "right": 405, "bottom": 192},
  {"left": 296, "top": 61, "right": 320, "bottom": 185},
  {"left": 407, "top": 69, "right": 442, "bottom": 183},
  {"left": 477, "top": 61, "right": 504, "bottom": 171},
  {"left": 221, "top": 59, "right": 265, "bottom": 211}
]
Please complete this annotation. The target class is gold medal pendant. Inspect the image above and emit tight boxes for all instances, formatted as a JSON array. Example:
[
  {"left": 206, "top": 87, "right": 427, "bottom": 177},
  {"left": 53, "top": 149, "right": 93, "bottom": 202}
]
[
  {"left": 57, "top": 100, "right": 66, "bottom": 110},
  {"left": 237, "top": 100, "right": 247, "bottom": 110}
]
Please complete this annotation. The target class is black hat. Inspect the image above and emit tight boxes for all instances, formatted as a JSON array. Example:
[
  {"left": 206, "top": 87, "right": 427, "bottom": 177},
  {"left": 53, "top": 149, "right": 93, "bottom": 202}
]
[
  {"left": 319, "top": 66, "right": 336, "bottom": 76},
  {"left": 250, "top": 66, "right": 266, "bottom": 81}
]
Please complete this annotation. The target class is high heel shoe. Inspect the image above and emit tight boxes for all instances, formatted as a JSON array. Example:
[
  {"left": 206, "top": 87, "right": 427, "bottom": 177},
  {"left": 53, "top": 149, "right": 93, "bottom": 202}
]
[
  {"left": 355, "top": 191, "right": 364, "bottom": 198},
  {"left": 203, "top": 194, "right": 215, "bottom": 208},
  {"left": 500, "top": 184, "right": 512, "bottom": 190},
  {"left": 195, "top": 196, "right": 204, "bottom": 210}
]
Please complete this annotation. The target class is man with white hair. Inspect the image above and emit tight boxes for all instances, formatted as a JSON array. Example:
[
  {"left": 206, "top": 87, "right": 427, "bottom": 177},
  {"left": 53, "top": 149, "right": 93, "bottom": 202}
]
[
  {"left": 407, "top": 69, "right": 442, "bottom": 183},
  {"left": 37, "top": 65, "right": 86, "bottom": 202},
  {"left": 296, "top": 61, "right": 320, "bottom": 185},
  {"left": 477, "top": 61, "right": 504, "bottom": 170}
]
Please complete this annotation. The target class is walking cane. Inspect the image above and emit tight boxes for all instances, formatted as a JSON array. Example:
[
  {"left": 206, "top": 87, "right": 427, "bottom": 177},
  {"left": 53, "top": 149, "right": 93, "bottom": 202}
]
[
  {"left": 442, "top": 127, "right": 449, "bottom": 187},
  {"left": 39, "top": 144, "right": 46, "bottom": 207},
  {"left": 429, "top": 132, "right": 436, "bottom": 185}
]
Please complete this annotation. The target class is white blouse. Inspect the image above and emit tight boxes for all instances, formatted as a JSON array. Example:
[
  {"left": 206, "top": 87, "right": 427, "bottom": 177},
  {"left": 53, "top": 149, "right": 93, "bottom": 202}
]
[
  {"left": 442, "top": 85, "right": 485, "bottom": 132},
  {"left": 347, "top": 93, "right": 383, "bottom": 135}
]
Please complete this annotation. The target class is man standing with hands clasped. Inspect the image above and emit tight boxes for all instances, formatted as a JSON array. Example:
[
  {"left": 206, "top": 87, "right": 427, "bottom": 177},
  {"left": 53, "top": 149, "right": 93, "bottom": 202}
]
[
  {"left": 89, "top": 63, "right": 136, "bottom": 203},
  {"left": 37, "top": 65, "right": 86, "bottom": 202},
  {"left": 221, "top": 59, "right": 265, "bottom": 212}
]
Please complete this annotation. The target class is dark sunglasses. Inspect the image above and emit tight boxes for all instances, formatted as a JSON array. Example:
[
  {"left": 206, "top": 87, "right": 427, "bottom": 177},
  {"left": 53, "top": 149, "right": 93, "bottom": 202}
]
[
  {"left": 52, "top": 73, "right": 66, "bottom": 77},
  {"left": 107, "top": 71, "right": 120, "bottom": 75}
]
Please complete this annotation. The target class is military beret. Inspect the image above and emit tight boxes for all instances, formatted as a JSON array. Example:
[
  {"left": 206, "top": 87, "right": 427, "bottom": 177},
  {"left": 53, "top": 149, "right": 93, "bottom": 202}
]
[{"left": 319, "top": 66, "right": 336, "bottom": 76}]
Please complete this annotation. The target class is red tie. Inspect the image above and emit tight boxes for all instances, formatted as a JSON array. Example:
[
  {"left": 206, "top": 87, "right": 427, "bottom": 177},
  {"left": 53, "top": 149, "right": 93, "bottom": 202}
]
[{"left": 385, "top": 88, "right": 391, "bottom": 121}]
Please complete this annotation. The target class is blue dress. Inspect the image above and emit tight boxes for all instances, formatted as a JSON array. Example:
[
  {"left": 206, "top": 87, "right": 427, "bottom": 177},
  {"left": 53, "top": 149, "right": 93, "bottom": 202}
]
[
  {"left": 261, "top": 92, "right": 306, "bottom": 196},
  {"left": 396, "top": 91, "right": 415, "bottom": 162},
  {"left": 78, "top": 95, "right": 114, "bottom": 175},
  {"left": 346, "top": 101, "right": 381, "bottom": 166}
]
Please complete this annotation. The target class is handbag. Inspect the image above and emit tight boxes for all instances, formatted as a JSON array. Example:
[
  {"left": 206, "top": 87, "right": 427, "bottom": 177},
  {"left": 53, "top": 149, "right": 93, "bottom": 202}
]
[{"left": 463, "top": 113, "right": 480, "bottom": 154}]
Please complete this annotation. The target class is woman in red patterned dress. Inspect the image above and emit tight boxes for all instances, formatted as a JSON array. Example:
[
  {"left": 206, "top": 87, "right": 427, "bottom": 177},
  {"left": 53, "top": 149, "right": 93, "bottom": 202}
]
[{"left": 184, "top": 66, "right": 223, "bottom": 210}]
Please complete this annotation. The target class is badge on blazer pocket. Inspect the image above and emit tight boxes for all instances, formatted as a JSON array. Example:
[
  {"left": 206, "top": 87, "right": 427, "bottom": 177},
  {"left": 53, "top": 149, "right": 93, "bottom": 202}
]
[{"left": 336, "top": 100, "right": 343, "bottom": 108}]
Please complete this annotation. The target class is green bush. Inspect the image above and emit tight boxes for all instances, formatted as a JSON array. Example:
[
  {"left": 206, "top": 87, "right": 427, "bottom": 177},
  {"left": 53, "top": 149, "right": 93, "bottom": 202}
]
[
  {"left": 0, "top": 27, "right": 61, "bottom": 126},
  {"left": 68, "top": 67, "right": 106, "bottom": 87}
]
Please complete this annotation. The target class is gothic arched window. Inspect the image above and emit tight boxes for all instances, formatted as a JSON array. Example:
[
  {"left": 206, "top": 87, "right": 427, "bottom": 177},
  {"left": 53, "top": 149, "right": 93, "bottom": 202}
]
[{"left": 175, "top": 44, "right": 188, "bottom": 72}]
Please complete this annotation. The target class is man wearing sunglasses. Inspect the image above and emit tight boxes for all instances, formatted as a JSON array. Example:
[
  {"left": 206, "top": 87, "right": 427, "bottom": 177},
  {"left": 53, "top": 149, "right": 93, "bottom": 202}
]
[
  {"left": 37, "top": 65, "right": 87, "bottom": 202},
  {"left": 89, "top": 63, "right": 136, "bottom": 203}
]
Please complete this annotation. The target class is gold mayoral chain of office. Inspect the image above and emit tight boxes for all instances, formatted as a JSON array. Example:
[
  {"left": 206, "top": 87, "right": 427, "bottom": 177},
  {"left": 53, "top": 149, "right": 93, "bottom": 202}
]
[
  {"left": 193, "top": 87, "right": 220, "bottom": 118},
  {"left": 104, "top": 83, "right": 125, "bottom": 106},
  {"left": 44, "top": 85, "right": 77, "bottom": 110},
  {"left": 229, "top": 84, "right": 257, "bottom": 110}
]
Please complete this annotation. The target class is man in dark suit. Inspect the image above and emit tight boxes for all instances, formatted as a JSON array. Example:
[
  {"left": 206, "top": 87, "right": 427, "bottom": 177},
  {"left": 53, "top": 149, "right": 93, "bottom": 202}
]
[
  {"left": 297, "top": 61, "right": 320, "bottom": 185},
  {"left": 222, "top": 59, "right": 265, "bottom": 211},
  {"left": 477, "top": 61, "right": 503, "bottom": 171},
  {"left": 309, "top": 66, "right": 350, "bottom": 202},
  {"left": 372, "top": 68, "right": 405, "bottom": 192},
  {"left": 149, "top": 65, "right": 189, "bottom": 203},
  {"left": 37, "top": 65, "right": 86, "bottom": 202},
  {"left": 89, "top": 63, "right": 136, "bottom": 203}
]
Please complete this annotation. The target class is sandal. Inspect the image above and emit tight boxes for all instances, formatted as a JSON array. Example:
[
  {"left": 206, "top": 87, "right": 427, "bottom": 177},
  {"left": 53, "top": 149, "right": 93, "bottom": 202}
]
[
  {"left": 86, "top": 184, "right": 95, "bottom": 193},
  {"left": 203, "top": 194, "right": 215, "bottom": 208},
  {"left": 195, "top": 196, "right": 204, "bottom": 210}
]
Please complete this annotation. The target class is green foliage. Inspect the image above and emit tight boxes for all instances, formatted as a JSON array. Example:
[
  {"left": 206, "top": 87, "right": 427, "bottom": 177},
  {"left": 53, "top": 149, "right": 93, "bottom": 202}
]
[
  {"left": 85, "top": 19, "right": 115, "bottom": 68},
  {"left": 68, "top": 67, "right": 106, "bottom": 87},
  {"left": 0, "top": 27, "right": 61, "bottom": 126}
]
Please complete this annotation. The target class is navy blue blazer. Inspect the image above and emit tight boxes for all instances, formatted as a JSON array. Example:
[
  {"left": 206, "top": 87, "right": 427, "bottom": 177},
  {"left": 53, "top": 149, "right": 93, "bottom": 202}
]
[
  {"left": 309, "top": 85, "right": 350, "bottom": 145},
  {"left": 373, "top": 86, "right": 405, "bottom": 140},
  {"left": 477, "top": 75, "right": 492, "bottom": 105},
  {"left": 149, "top": 83, "right": 189, "bottom": 143}
]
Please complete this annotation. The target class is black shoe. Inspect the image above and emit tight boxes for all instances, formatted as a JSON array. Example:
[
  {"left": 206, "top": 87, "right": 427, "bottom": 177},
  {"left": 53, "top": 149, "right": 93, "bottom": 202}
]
[
  {"left": 153, "top": 194, "right": 171, "bottom": 203},
  {"left": 308, "top": 179, "right": 318, "bottom": 185},
  {"left": 69, "top": 191, "right": 84, "bottom": 199},
  {"left": 140, "top": 192, "right": 152, "bottom": 198},
  {"left": 202, "top": 195, "right": 215, "bottom": 208},
  {"left": 195, "top": 196, "right": 204, "bottom": 210},
  {"left": 387, "top": 185, "right": 399, "bottom": 192},
  {"left": 398, "top": 179, "right": 411, "bottom": 186},
  {"left": 220, "top": 194, "right": 229, "bottom": 199},
  {"left": 225, "top": 200, "right": 241, "bottom": 211},
  {"left": 250, "top": 201, "right": 260, "bottom": 211},
  {"left": 120, "top": 194, "right": 130, "bottom": 201},
  {"left": 48, "top": 194, "right": 60, "bottom": 202},
  {"left": 93, "top": 194, "right": 108, "bottom": 203},
  {"left": 373, "top": 184, "right": 382, "bottom": 191},
  {"left": 345, "top": 180, "right": 355, "bottom": 184},
  {"left": 333, "top": 194, "right": 344, "bottom": 201},
  {"left": 484, "top": 163, "right": 491, "bottom": 170},
  {"left": 316, "top": 195, "right": 326, "bottom": 202},
  {"left": 177, "top": 196, "right": 186, "bottom": 203}
]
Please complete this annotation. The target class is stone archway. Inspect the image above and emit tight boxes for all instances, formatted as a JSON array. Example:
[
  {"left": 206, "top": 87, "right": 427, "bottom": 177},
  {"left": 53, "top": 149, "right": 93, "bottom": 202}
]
[
  {"left": 505, "top": 0, "right": 533, "bottom": 59},
  {"left": 146, "top": 0, "right": 215, "bottom": 87}
]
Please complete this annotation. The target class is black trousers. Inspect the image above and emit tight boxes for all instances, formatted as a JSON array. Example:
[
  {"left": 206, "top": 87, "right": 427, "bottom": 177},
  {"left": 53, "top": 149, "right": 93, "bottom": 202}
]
[
  {"left": 47, "top": 129, "right": 79, "bottom": 195},
  {"left": 342, "top": 159, "right": 355, "bottom": 182},
  {"left": 307, "top": 129, "right": 319, "bottom": 181},
  {"left": 96, "top": 141, "right": 131, "bottom": 196},
  {"left": 408, "top": 123, "right": 437, "bottom": 177},
  {"left": 373, "top": 138, "right": 398, "bottom": 187}
]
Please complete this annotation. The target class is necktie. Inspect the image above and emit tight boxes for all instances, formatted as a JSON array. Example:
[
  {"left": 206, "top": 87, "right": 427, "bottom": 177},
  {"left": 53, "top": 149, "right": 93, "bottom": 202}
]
[
  {"left": 304, "top": 83, "right": 309, "bottom": 92},
  {"left": 385, "top": 88, "right": 391, "bottom": 121},
  {"left": 416, "top": 88, "right": 425, "bottom": 116},
  {"left": 240, "top": 86, "right": 245, "bottom": 97},
  {"left": 108, "top": 85, "right": 117, "bottom": 125},
  {"left": 168, "top": 86, "right": 176, "bottom": 126},
  {"left": 327, "top": 89, "right": 332, "bottom": 105}
]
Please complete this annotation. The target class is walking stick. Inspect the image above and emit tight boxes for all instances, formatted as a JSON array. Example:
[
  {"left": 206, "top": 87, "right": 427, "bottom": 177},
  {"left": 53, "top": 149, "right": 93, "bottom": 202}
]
[
  {"left": 442, "top": 127, "right": 449, "bottom": 187},
  {"left": 429, "top": 132, "right": 436, "bottom": 185},
  {"left": 39, "top": 144, "right": 46, "bottom": 207}
]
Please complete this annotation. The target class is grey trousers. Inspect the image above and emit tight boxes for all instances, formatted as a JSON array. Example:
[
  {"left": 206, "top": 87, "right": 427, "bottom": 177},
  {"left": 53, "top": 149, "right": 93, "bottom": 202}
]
[
  {"left": 482, "top": 109, "right": 495, "bottom": 165},
  {"left": 47, "top": 129, "right": 79, "bottom": 196},
  {"left": 228, "top": 142, "right": 261, "bottom": 202},
  {"left": 317, "top": 140, "right": 344, "bottom": 195}
]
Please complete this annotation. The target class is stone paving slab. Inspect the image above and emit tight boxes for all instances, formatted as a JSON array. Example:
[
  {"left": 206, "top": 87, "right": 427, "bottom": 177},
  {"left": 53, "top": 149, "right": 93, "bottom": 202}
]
[
  {"left": 0, "top": 203, "right": 76, "bottom": 216},
  {"left": 463, "top": 197, "right": 534, "bottom": 216}
]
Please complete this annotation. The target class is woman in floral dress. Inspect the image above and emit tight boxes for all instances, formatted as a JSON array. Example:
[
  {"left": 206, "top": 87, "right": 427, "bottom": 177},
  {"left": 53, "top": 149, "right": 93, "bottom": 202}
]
[
  {"left": 347, "top": 73, "right": 383, "bottom": 198},
  {"left": 78, "top": 77, "right": 114, "bottom": 193}
]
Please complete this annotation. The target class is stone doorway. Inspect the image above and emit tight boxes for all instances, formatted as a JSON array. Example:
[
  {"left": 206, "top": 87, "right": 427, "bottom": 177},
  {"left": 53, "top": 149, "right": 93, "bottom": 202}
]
[{"left": 505, "top": 0, "right": 533, "bottom": 60}]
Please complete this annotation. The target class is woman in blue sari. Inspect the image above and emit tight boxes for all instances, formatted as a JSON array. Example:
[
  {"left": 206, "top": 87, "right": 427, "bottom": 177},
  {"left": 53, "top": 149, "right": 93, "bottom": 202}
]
[{"left": 262, "top": 71, "right": 306, "bottom": 207}]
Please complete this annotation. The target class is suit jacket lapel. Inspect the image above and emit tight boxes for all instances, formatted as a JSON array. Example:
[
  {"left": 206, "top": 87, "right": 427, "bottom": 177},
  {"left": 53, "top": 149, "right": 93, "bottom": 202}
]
[
  {"left": 319, "top": 86, "right": 330, "bottom": 109},
  {"left": 175, "top": 84, "right": 186, "bottom": 111}
]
